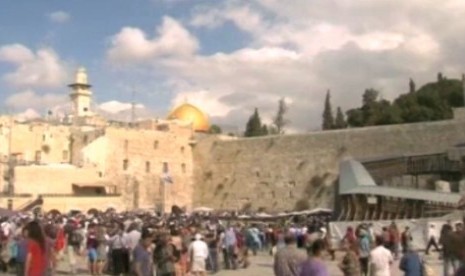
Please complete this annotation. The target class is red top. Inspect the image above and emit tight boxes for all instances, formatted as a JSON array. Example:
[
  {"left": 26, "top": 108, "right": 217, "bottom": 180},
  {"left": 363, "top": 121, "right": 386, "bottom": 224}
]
[
  {"left": 55, "top": 227, "right": 65, "bottom": 251},
  {"left": 27, "top": 240, "right": 47, "bottom": 276}
]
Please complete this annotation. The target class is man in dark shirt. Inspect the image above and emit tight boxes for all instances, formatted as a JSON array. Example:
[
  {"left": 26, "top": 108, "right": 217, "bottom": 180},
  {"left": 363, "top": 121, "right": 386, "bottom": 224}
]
[{"left": 64, "top": 219, "right": 80, "bottom": 274}]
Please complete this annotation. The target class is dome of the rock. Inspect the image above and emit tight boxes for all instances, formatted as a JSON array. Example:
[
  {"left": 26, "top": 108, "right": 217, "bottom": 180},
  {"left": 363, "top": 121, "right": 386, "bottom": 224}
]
[{"left": 167, "top": 103, "right": 210, "bottom": 132}]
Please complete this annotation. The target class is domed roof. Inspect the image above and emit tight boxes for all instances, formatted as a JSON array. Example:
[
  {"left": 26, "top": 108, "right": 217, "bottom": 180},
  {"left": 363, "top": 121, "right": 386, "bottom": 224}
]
[{"left": 167, "top": 103, "right": 210, "bottom": 132}]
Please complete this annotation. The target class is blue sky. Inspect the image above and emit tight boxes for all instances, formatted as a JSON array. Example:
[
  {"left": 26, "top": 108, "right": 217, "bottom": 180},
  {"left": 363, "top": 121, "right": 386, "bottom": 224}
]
[
  {"left": 0, "top": 0, "right": 464, "bottom": 131},
  {"left": 0, "top": 0, "right": 247, "bottom": 114}
]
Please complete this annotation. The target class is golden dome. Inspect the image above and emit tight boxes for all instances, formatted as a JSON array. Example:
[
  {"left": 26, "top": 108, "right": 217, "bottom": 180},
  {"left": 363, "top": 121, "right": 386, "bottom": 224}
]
[{"left": 167, "top": 103, "right": 210, "bottom": 132}]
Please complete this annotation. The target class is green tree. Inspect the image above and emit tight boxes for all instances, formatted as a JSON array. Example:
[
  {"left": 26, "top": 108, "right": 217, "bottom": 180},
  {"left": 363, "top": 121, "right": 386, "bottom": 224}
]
[
  {"left": 273, "top": 97, "right": 289, "bottom": 134},
  {"left": 347, "top": 88, "right": 402, "bottom": 127},
  {"left": 245, "top": 108, "right": 267, "bottom": 137},
  {"left": 334, "top": 107, "right": 347, "bottom": 129},
  {"left": 346, "top": 108, "right": 364, "bottom": 127},
  {"left": 322, "top": 90, "right": 334, "bottom": 130},
  {"left": 347, "top": 76, "right": 464, "bottom": 128},
  {"left": 209, "top": 124, "right": 222, "bottom": 134}
]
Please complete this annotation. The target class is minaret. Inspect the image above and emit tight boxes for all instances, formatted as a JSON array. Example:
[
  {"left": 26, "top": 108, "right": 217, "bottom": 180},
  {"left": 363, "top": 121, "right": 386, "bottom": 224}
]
[{"left": 68, "top": 67, "right": 92, "bottom": 117}]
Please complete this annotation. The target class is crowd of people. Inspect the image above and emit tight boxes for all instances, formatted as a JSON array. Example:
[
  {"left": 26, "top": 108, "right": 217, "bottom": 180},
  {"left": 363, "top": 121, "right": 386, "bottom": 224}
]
[
  {"left": 3, "top": 206, "right": 465, "bottom": 276},
  {"left": 273, "top": 220, "right": 465, "bottom": 276},
  {"left": 0, "top": 207, "right": 330, "bottom": 276}
]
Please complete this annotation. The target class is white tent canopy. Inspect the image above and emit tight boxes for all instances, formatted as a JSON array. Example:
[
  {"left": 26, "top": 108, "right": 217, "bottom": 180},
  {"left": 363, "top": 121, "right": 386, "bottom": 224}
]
[{"left": 192, "top": 206, "right": 214, "bottom": 213}]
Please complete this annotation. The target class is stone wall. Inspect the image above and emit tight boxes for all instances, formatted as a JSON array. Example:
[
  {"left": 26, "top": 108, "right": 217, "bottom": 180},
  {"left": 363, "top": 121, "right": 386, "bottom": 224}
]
[
  {"left": 79, "top": 124, "right": 195, "bottom": 211},
  {"left": 0, "top": 121, "right": 71, "bottom": 164},
  {"left": 193, "top": 117, "right": 465, "bottom": 211},
  {"left": 13, "top": 164, "right": 102, "bottom": 195}
]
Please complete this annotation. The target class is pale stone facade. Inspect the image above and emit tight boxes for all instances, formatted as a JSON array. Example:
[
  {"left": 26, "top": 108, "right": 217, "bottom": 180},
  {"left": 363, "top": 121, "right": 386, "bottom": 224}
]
[{"left": 0, "top": 68, "right": 196, "bottom": 213}]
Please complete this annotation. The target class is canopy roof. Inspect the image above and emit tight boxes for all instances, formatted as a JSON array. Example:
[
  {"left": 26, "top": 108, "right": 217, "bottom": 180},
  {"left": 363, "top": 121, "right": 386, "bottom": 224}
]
[{"left": 339, "top": 159, "right": 461, "bottom": 204}]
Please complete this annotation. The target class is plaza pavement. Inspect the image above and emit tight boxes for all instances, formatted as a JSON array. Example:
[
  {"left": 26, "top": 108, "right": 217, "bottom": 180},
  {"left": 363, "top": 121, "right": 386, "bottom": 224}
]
[{"left": 46, "top": 249, "right": 445, "bottom": 275}]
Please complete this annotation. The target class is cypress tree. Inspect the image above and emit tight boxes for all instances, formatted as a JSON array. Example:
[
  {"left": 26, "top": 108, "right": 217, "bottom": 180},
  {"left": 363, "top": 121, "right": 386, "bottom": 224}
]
[
  {"left": 273, "top": 97, "right": 288, "bottom": 134},
  {"left": 322, "top": 90, "right": 334, "bottom": 130},
  {"left": 245, "top": 108, "right": 264, "bottom": 137}
]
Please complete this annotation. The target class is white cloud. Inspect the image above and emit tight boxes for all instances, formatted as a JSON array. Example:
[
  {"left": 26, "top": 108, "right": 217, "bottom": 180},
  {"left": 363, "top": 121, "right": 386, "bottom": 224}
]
[
  {"left": 5, "top": 90, "right": 68, "bottom": 111},
  {"left": 0, "top": 44, "right": 69, "bottom": 88},
  {"left": 15, "top": 108, "right": 41, "bottom": 122},
  {"left": 191, "top": 5, "right": 265, "bottom": 34},
  {"left": 106, "top": 0, "right": 465, "bottom": 131},
  {"left": 107, "top": 16, "right": 199, "bottom": 64},
  {"left": 97, "top": 101, "right": 154, "bottom": 122},
  {"left": 99, "top": 100, "right": 145, "bottom": 114},
  {"left": 48, "top": 11, "right": 71, "bottom": 23}
]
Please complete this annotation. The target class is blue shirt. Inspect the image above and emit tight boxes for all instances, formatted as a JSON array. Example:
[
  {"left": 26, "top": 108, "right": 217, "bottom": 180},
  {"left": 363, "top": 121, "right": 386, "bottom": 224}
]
[
  {"left": 399, "top": 252, "right": 422, "bottom": 276},
  {"left": 16, "top": 239, "right": 28, "bottom": 263},
  {"left": 224, "top": 228, "right": 236, "bottom": 247},
  {"left": 133, "top": 244, "right": 153, "bottom": 276}
]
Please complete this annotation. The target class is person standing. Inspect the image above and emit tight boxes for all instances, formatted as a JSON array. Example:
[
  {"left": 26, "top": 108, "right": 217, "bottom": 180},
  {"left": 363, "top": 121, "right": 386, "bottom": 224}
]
[
  {"left": 153, "top": 234, "right": 177, "bottom": 276},
  {"left": 273, "top": 234, "right": 307, "bottom": 276},
  {"left": 222, "top": 226, "right": 237, "bottom": 270},
  {"left": 188, "top": 233, "right": 209, "bottom": 276},
  {"left": 109, "top": 225, "right": 129, "bottom": 276},
  {"left": 369, "top": 235, "right": 393, "bottom": 276},
  {"left": 425, "top": 224, "right": 440, "bottom": 255},
  {"left": 339, "top": 241, "right": 361, "bottom": 276},
  {"left": 15, "top": 227, "right": 28, "bottom": 276},
  {"left": 399, "top": 242, "right": 422, "bottom": 276},
  {"left": 95, "top": 225, "right": 108, "bottom": 275},
  {"left": 25, "top": 221, "right": 48, "bottom": 276},
  {"left": 132, "top": 230, "right": 154, "bottom": 276},
  {"left": 358, "top": 230, "right": 371, "bottom": 276},
  {"left": 401, "top": 226, "right": 412, "bottom": 254},
  {"left": 54, "top": 219, "right": 65, "bottom": 261},
  {"left": 206, "top": 231, "right": 219, "bottom": 274},
  {"left": 86, "top": 223, "right": 99, "bottom": 275},
  {"left": 64, "top": 219, "right": 81, "bottom": 275},
  {"left": 299, "top": 239, "right": 329, "bottom": 276}
]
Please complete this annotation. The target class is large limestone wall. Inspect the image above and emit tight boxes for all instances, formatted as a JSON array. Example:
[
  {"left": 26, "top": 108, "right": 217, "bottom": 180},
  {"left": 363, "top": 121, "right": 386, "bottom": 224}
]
[{"left": 193, "top": 117, "right": 465, "bottom": 211}]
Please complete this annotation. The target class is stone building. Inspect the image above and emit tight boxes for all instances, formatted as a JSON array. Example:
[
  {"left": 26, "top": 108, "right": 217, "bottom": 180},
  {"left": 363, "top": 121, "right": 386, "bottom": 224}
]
[{"left": 0, "top": 68, "right": 203, "bottom": 213}]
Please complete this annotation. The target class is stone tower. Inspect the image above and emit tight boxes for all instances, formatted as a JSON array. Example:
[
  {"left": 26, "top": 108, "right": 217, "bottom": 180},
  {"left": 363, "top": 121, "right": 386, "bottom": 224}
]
[{"left": 68, "top": 67, "right": 92, "bottom": 117}]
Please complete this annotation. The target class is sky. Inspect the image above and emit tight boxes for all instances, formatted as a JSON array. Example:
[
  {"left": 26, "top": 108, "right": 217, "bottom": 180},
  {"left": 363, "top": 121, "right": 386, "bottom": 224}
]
[{"left": 0, "top": 0, "right": 465, "bottom": 132}]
